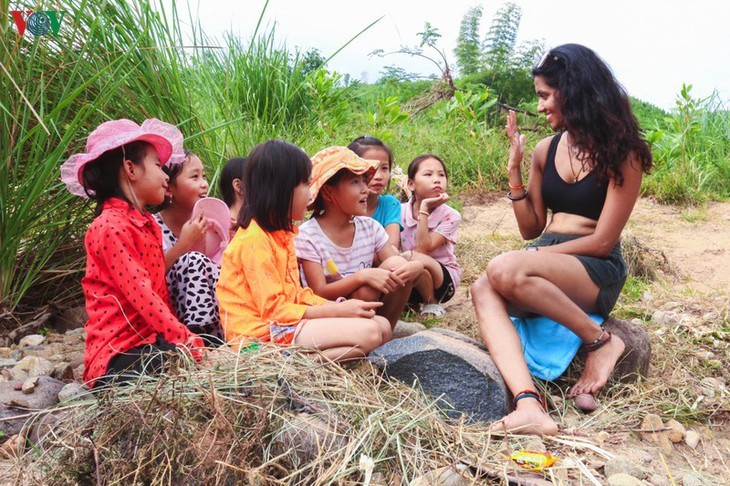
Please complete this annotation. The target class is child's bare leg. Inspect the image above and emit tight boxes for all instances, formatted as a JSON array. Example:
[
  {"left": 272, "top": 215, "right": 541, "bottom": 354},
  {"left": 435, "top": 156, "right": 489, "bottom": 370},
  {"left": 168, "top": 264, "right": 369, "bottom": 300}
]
[
  {"left": 402, "top": 252, "right": 443, "bottom": 304},
  {"left": 294, "top": 316, "right": 389, "bottom": 361},
  {"left": 350, "top": 285, "right": 381, "bottom": 302},
  {"left": 471, "top": 274, "right": 558, "bottom": 435},
  {"left": 376, "top": 256, "right": 416, "bottom": 327}
]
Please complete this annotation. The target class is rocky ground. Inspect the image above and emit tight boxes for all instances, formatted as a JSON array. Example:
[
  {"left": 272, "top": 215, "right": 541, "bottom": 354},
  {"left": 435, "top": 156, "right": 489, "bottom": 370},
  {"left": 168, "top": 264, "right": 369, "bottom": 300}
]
[{"left": 0, "top": 196, "right": 728, "bottom": 484}]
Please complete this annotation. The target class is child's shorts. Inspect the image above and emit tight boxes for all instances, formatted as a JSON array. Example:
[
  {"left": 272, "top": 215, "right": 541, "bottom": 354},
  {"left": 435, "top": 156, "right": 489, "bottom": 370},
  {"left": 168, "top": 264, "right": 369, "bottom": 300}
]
[
  {"left": 408, "top": 262, "right": 456, "bottom": 304},
  {"left": 270, "top": 320, "right": 307, "bottom": 345}
]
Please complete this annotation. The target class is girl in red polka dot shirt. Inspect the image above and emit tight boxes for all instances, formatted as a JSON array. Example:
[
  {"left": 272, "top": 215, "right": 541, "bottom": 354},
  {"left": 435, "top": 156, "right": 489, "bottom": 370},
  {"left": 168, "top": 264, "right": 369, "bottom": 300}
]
[{"left": 60, "top": 119, "right": 205, "bottom": 388}]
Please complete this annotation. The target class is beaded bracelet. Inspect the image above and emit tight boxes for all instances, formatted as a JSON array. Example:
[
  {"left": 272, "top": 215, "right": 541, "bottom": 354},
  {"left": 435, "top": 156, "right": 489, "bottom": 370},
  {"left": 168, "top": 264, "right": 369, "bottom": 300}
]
[
  {"left": 506, "top": 190, "right": 529, "bottom": 201},
  {"left": 509, "top": 182, "right": 525, "bottom": 190}
]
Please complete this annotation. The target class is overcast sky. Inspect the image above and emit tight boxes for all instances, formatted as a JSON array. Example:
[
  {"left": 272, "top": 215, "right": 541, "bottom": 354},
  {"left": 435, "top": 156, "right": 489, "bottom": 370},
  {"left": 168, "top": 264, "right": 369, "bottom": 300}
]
[{"left": 173, "top": 0, "right": 729, "bottom": 110}]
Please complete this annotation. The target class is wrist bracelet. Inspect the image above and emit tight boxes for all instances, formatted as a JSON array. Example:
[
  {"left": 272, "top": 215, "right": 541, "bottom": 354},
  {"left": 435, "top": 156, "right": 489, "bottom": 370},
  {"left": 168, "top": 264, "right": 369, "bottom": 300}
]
[
  {"left": 418, "top": 210, "right": 430, "bottom": 217},
  {"left": 506, "top": 190, "right": 528, "bottom": 201},
  {"left": 335, "top": 297, "right": 346, "bottom": 303},
  {"left": 509, "top": 182, "right": 525, "bottom": 190}
]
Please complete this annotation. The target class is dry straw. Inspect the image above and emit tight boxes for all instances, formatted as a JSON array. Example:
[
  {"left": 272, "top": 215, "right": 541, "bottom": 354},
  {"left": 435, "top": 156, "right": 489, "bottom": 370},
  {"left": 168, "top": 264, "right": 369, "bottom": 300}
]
[{"left": 9, "top": 345, "right": 612, "bottom": 484}]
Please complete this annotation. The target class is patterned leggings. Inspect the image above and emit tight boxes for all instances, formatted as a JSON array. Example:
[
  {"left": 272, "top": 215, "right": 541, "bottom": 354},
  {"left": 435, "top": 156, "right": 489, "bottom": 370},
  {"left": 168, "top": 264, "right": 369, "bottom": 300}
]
[{"left": 167, "top": 251, "right": 224, "bottom": 346}]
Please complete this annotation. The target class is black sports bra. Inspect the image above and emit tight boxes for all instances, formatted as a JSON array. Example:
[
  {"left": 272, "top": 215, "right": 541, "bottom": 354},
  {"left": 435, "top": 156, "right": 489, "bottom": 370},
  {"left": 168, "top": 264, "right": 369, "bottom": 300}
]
[{"left": 542, "top": 133, "right": 608, "bottom": 221}]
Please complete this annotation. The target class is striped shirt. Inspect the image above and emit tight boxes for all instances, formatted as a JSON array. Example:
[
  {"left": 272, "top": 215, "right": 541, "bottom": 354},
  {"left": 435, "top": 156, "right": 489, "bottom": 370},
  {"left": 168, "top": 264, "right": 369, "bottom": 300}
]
[{"left": 294, "top": 216, "right": 389, "bottom": 287}]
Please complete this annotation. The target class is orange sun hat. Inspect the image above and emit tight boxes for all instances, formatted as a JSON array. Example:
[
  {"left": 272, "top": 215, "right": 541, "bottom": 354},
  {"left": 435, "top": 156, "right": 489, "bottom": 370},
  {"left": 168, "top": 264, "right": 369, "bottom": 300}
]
[{"left": 308, "top": 146, "right": 379, "bottom": 207}]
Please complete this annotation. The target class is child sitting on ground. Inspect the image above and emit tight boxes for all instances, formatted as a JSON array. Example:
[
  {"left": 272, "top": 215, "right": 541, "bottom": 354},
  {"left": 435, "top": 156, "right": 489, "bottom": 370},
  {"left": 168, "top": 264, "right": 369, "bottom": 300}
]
[
  {"left": 219, "top": 156, "right": 247, "bottom": 229},
  {"left": 216, "top": 140, "right": 391, "bottom": 361},
  {"left": 347, "top": 136, "right": 401, "bottom": 251},
  {"left": 154, "top": 149, "right": 224, "bottom": 346},
  {"left": 60, "top": 118, "right": 204, "bottom": 388},
  {"left": 400, "top": 154, "right": 462, "bottom": 319},
  {"left": 295, "top": 146, "right": 423, "bottom": 329}
]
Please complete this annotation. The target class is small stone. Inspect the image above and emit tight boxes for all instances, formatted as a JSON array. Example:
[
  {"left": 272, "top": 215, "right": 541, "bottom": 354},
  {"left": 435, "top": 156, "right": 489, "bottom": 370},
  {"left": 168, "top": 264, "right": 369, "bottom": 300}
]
[
  {"left": 11, "top": 356, "right": 55, "bottom": 378},
  {"left": 0, "top": 358, "right": 17, "bottom": 368},
  {"left": 392, "top": 321, "right": 426, "bottom": 339},
  {"left": 13, "top": 382, "right": 23, "bottom": 391},
  {"left": 409, "top": 465, "right": 470, "bottom": 486},
  {"left": 21, "top": 376, "right": 39, "bottom": 394},
  {"left": 685, "top": 430, "right": 700, "bottom": 449},
  {"left": 638, "top": 450, "right": 654, "bottom": 464},
  {"left": 53, "top": 362, "right": 74, "bottom": 382},
  {"left": 607, "top": 473, "right": 643, "bottom": 486},
  {"left": 0, "top": 434, "right": 24, "bottom": 459},
  {"left": 521, "top": 436, "right": 546, "bottom": 452},
  {"left": 640, "top": 414, "right": 673, "bottom": 455},
  {"left": 8, "top": 398, "right": 30, "bottom": 408},
  {"left": 604, "top": 456, "right": 646, "bottom": 480},
  {"left": 595, "top": 430, "right": 610, "bottom": 443},
  {"left": 18, "top": 334, "right": 46, "bottom": 347},
  {"left": 699, "top": 377, "right": 725, "bottom": 397},
  {"left": 666, "top": 419, "right": 686, "bottom": 443},
  {"left": 72, "top": 363, "right": 85, "bottom": 382},
  {"left": 370, "top": 472, "right": 387, "bottom": 486},
  {"left": 58, "top": 382, "right": 91, "bottom": 403}
]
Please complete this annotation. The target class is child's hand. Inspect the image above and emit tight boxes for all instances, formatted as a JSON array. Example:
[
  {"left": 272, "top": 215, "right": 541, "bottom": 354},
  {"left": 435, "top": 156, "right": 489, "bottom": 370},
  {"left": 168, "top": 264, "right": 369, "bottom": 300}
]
[
  {"left": 392, "top": 260, "right": 424, "bottom": 283},
  {"left": 505, "top": 110, "right": 526, "bottom": 172},
  {"left": 177, "top": 214, "right": 211, "bottom": 252},
  {"left": 362, "top": 268, "right": 405, "bottom": 294},
  {"left": 420, "top": 193, "right": 449, "bottom": 213},
  {"left": 337, "top": 299, "right": 383, "bottom": 318}
]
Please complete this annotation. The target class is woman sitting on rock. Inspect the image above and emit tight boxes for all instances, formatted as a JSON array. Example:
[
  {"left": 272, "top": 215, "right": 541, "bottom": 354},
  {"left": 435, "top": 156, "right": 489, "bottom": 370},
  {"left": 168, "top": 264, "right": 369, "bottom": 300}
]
[{"left": 470, "top": 44, "right": 652, "bottom": 435}]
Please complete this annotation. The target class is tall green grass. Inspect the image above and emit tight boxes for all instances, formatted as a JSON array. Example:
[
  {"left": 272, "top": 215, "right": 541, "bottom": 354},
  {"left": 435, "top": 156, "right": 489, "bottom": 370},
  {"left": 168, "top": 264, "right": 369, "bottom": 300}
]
[
  {"left": 643, "top": 86, "right": 730, "bottom": 204},
  {"left": 1, "top": 0, "right": 349, "bottom": 311}
]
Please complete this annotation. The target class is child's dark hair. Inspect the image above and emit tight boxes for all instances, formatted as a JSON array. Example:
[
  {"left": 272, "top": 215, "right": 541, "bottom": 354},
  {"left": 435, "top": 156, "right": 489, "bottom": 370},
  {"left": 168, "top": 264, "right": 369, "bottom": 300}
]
[
  {"left": 239, "top": 140, "right": 311, "bottom": 232},
  {"left": 310, "top": 168, "right": 351, "bottom": 217},
  {"left": 219, "top": 157, "right": 247, "bottom": 207},
  {"left": 158, "top": 151, "right": 196, "bottom": 210},
  {"left": 81, "top": 141, "right": 150, "bottom": 216},
  {"left": 347, "top": 136, "right": 393, "bottom": 169}
]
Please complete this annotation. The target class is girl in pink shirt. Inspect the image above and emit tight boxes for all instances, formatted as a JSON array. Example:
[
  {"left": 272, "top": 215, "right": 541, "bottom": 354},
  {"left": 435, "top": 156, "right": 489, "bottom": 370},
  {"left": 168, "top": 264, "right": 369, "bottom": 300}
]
[{"left": 400, "top": 154, "right": 462, "bottom": 319}]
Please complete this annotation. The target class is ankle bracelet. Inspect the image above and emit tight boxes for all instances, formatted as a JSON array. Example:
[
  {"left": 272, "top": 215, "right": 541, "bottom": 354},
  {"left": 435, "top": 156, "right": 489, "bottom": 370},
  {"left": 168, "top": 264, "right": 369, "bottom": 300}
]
[{"left": 513, "top": 389, "right": 546, "bottom": 410}]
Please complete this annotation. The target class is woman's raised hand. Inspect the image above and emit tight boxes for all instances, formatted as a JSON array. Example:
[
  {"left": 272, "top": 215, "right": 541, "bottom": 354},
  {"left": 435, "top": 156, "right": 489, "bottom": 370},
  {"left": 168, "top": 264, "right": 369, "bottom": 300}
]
[{"left": 505, "top": 110, "right": 526, "bottom": 173}]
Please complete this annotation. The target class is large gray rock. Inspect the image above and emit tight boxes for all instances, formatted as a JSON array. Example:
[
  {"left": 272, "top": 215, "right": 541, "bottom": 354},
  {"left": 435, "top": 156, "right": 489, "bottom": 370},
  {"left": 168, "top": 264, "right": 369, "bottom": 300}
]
[
  {"left": 0, "top": 376, "right": 65, "bottom": 436},
  {"left": 370, "top": 329, "right": 510, "bottom": 423}
]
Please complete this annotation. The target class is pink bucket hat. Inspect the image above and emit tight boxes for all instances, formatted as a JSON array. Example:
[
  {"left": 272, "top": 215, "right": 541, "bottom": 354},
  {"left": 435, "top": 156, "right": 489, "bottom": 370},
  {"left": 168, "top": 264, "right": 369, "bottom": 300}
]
[
  {"left": 60, "top": 118, "right": 184, "bottom": 197},
  {"left": 308, "top": 146, "right": 379, "bottom": 208},
  {"left": 190, "top": 197, "right": 231, "bottom": 265}
]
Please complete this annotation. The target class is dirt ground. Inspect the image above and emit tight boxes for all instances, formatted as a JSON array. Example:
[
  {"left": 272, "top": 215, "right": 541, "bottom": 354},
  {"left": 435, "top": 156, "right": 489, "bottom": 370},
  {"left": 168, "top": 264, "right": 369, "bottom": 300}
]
[{"left": 441, "top": 196, "right": 730, "bottom": 483}]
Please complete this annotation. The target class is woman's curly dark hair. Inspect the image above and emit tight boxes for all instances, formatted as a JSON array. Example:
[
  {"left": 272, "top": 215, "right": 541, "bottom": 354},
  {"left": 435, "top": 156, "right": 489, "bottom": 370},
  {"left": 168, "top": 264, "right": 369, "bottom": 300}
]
[{"left": 533, "top": 44, "right": 652, "bottom": 186}]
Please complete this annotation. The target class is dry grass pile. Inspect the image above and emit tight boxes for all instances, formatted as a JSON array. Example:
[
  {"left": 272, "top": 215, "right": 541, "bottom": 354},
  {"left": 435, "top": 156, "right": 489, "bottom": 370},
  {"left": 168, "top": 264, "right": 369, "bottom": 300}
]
[{"left": 10, "top": 346, "right": 618, "bottom": 485}]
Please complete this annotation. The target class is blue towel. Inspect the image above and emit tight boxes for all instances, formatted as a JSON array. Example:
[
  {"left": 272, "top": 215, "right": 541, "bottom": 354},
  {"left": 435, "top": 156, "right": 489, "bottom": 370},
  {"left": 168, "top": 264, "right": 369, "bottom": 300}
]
[{"left": 511, "top": 314, "right": 605, "bottom": 381}]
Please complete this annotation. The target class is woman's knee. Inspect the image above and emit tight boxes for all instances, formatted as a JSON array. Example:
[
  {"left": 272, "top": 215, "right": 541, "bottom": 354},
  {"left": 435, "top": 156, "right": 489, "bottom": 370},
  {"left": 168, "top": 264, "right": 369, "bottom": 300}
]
[{"left": 486, "top": 252, "right": 526, "bottom": 295}]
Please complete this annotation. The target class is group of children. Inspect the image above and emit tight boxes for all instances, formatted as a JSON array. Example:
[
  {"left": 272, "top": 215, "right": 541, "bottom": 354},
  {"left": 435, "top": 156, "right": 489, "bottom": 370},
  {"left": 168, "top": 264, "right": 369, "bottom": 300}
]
[{"left": 61, "top": 119, "right": 461, "bottom": 388}]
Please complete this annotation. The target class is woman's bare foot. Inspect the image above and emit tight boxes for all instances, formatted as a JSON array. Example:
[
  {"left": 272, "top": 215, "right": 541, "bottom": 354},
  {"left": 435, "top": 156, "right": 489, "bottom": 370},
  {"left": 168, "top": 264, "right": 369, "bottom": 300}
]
[
  {"left": 489, "top": 398, "right": 558, "bottom": 436},
  {"left": 569, "top": 333, "right": 625, "bottom": 397}
]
